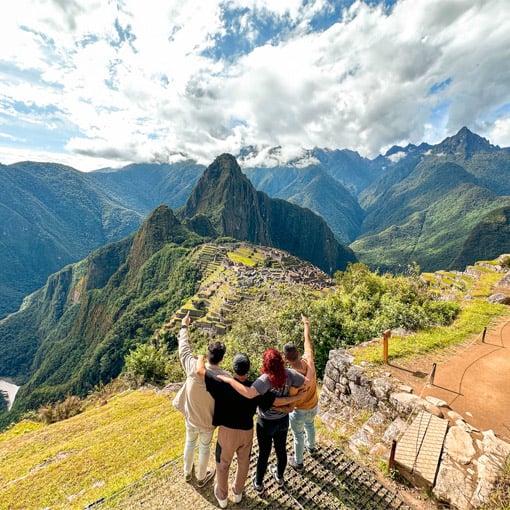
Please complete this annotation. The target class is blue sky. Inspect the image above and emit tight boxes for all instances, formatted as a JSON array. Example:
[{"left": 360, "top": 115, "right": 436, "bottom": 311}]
[{"left": 0, "top": 0, "right": 509, "bottom": 171}]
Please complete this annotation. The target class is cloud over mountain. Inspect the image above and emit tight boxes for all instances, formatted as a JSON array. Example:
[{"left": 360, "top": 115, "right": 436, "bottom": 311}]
[{"left": 0, "top": 0, "right": 509, "bottom": 170}]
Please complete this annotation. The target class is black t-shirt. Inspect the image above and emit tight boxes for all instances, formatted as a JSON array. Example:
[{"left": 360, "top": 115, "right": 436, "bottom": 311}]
[{"left": 205, "top": 370, "right": 276, "bottom": 430}]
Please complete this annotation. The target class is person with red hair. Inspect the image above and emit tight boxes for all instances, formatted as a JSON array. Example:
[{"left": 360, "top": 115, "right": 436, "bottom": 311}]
[{"left": 219, "top": 347, "right": 307, "bottom": 493}]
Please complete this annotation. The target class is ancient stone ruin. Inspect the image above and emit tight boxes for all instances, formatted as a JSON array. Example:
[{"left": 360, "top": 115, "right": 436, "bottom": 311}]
[{"left": 319, "top": 349, "right": 510, "bottom": 510}]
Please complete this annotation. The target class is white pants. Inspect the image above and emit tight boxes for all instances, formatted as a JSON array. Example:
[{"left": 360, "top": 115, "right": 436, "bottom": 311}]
[{"left": 183, "top": 419, "right": 214, "bottom": 480}]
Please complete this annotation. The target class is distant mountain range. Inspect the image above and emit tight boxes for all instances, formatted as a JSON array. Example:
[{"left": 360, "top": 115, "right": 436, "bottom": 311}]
[{"left": 1, "top": 127, "right": 509, "bottom": 319}]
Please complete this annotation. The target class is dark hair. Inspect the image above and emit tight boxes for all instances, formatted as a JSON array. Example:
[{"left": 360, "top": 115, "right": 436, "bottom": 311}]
[
  {"left": 283, "top": 342, "right": 299, "bottom": 362},
  {"left": 261, "top": 348, "right": 286, "bottom": 390},
  {"left": 207, "top": 341, "right": 226, "bottom": 365}
]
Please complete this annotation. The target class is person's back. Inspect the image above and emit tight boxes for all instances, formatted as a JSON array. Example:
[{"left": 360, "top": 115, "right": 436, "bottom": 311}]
[
  {"left": 172, "top": 312, "right": 228, "bottom": 487},
  {"left": 197, "top": 353, "right": 276, "bottom": 507},
  {"left": 284, "top": 315, "right": 319, "bottom": 471}
]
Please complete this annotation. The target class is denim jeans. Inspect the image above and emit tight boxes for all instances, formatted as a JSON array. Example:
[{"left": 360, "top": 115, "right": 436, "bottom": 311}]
[
  {"left": 289, "top": 406, "right": 317, "bottom": 464},
  {"left": 183, "top": 419, "right": 214, "bottom": 480}
]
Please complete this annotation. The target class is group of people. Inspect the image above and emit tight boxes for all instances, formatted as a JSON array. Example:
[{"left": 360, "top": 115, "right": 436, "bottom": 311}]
[{"left": 172, "top": 312, "right": 318, "bottom": 508}]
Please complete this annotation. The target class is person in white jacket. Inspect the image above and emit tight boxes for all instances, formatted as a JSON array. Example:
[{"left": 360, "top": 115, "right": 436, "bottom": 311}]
[{"left": 173, "top": 311, "right": 229, "bottom": 486}]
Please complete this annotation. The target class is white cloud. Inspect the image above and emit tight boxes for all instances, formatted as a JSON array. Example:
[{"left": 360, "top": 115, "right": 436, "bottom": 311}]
[{"left": 0, "top": 0, "right": 509, "bottom": 170}]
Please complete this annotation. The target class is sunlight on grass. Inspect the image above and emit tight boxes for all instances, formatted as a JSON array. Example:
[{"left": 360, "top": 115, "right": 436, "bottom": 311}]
[
  {"left": 0, "top": 389, "right": 184, "bottom": 510},
  {"left": 227, "top": 250, "right": 257, "bottom": 267},
  {"left": 353, "top": 271, "right": 509, "bottom": 364}
]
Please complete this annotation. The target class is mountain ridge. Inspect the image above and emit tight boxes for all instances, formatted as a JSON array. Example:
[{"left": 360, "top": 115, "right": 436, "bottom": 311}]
[{"left": 180, "top": 153, "right": 356, "bottom": 273}]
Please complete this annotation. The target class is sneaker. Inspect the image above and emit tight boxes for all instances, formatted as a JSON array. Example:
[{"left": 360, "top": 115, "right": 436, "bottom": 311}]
[
  {"left": 251, "top": 473, "right": 264, "bottom": 493},
  {"left": 197, "top": 468, "right": 215, "bottom": 488},
  {"left": 185, "top": 472, "right": 192, "bottom": 482},
  {"left": 269, "top": 464, "right": 284, "bottom": 486},
  {"left": 214, "top": 483, "right": 228, "bottom": 509},
  {"left": 288, "top": 457, "right": 304, "bottom": 472},
  {"left": 231, "top": 485, "right": 243, "bottom": 503},
  {"left": 307, "top": 446, "right": 317, "bottom": 456}
]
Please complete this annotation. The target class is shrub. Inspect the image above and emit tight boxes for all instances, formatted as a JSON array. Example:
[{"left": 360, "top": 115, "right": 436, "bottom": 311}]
[
  {"left": 0, "top": 390, "right": 8, "bottom": 413},
  {"left": 500, "top": 255, "right": 510, "bottom": 269},
  {"left": 124, "top": 343, "right": 170, "bottom": 386},
  {"left": 38, "top": 395, "right": 83, "bottom": 424}
]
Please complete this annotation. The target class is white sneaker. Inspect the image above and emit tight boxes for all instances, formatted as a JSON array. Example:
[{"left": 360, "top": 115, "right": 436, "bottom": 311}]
[
  {"left": 214, "top": 483, "right": 228, "bottom": 508},
  {"left": 232, "top": 485, "right": 242, "bottom": 503}
]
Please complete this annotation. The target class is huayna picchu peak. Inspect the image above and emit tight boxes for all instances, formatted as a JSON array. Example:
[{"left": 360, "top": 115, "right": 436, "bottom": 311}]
[{"left": 180, "top": 153, "right": 356, "bottom": 274}]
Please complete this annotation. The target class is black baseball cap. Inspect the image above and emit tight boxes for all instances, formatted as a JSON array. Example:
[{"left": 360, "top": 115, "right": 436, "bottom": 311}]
[{"left": 232, "top": 353, "right": 250, "bottom": 375}]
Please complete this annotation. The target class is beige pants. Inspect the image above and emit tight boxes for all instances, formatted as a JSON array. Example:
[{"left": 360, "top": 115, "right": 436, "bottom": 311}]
[{"left": 215, "top": 425, "right": 254, "bottom": 500}]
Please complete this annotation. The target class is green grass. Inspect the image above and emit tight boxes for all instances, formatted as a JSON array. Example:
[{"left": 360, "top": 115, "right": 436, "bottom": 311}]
[
  {"left": 0, "top": 389, "right": 184, "bottom": 510},
  {"left": 353, "top": 271, "right": 509, "bottom": 364},
  {"left": 227, "top": 250, "right": 257, "bottom": 267}
]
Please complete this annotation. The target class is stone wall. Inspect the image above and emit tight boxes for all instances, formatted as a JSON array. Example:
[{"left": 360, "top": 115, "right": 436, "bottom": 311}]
[{"left": 319, "top": 349, "right": 510, "bottom": 510}]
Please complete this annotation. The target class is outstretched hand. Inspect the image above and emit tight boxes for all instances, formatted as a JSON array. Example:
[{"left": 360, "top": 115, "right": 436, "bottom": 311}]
[
  {"left": 182, "top": 311, "right": 191, "bottom": 327},
  {"left": 301, "top": 314, "right": 309, "bottom": 325},
  {"left": 217, "top": 374, "right": 232, "bottom": 383}
]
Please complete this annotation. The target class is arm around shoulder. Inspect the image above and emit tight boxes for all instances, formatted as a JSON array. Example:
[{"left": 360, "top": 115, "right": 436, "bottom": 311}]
[{"left": 217, "top": 374, "right": 260, "bottom": 398}]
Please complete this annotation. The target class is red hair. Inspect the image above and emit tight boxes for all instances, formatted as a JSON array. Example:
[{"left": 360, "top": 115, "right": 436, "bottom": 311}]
[{"left": 261, "top": 348, "right": 286, "bottom": 390}]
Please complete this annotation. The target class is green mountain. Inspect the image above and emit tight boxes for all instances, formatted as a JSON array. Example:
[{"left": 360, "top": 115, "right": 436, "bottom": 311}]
[
  {"left": 2, "top": 128, "right": 509, "bottom": 322},
  {"left": 310, "top": 147, "right": 384, "bottom": 195},
  {"left": 88, "top": 161, "right": 203, "bottom": 214},
  {"left": 0, "top": 162, "right": 143, "bottom": 319},
  {"left": 0, "top": 206, "right": 203, "bottom": 419},
  {"left": 181, "top": 153, "right": 357, "bottom": 273},
  {"left": 245, "top": 165, "right": 363, "bottom": 244},
  {"left": 0, "top": 153, "right": 355, "bottom": 426},
  {"left": 452, "top": 206, "right": 510, "bottom": 268},
  {"left": 353, "top": 128, "right": 510, "bottom": 271}
]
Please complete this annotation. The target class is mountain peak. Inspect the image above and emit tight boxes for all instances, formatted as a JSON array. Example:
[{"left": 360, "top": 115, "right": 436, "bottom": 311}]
[
  {"left": 129, "top": 205, "right": 190, "bottom": 270},
  {"left": 181, "top": 154, "right": 356, "bottom": 273},
  {"left": 436, "top": 127, "right": 497, "bottom": 158},
  {"left": 181, "top": 153, "right": 270, "bottom": 244}
]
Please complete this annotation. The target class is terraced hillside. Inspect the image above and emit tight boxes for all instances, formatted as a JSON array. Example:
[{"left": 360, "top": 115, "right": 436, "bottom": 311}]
[{"left": 156, "top": 242, "right": 334, "bottom": 337}]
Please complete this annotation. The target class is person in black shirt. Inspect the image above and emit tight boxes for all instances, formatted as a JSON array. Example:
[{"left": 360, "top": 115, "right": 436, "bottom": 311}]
[{"left": 197, "top": 353, "right": 300, "bottom": 508}]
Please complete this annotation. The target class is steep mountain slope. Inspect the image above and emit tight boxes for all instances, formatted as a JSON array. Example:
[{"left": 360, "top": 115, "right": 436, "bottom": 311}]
[
  {"left": 0, "top": 206, "right": 204, "bottom": 418},
  {"left": 354, "top": 128, "right": 510, "bottom": 271},
  {"left": 452, "top": 206, "right": 510, "bottom": 268},
  {"left": 310, "top": 147, "right": 383, "bottom": 195},
  {"left": 353, "top": 184, "right": 510, "bottom": 271},
  {"left": 89, "top": 161, "right": 204, "bottom": 214},
  {"left": 245, "top": 165, "right": 363, "bottom": 243},
  {"left": 0, "top": 162, "right": 142, "bottom": 319},
  {"left": 181, "top": 153, "right": 357, "bottom": 273}
]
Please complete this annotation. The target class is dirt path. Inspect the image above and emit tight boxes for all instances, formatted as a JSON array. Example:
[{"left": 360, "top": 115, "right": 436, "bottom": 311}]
[{"left": 385, "top": 315, "right": 510, "bottom": 441}]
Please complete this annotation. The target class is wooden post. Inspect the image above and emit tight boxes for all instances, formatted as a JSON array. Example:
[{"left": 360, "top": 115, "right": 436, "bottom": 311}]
[
  {"left": 430, "top": 362, "right": 437, "bottom": 386},
  {"left": 383, "top": 329, "right": 391, "bottom": 363},
  {"left": 389, "top": 439, "right": 397, "bottom": 470}
]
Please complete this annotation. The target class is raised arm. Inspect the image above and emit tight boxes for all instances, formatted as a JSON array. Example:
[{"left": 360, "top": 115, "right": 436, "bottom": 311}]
[
  {"left": 217, "top": 374, "right": 260, "bottom": 399},
  {"left": 196, "top": 354, "right": 206, "bottom": 379},
  {"left": 178, "top": 312, "right": 196, "bottom": 376},
  {"left": 301, "top": 314, "right": 315, "bottom": 372}
]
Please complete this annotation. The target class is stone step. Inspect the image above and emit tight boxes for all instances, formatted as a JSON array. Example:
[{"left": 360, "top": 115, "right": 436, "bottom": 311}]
[{"left": 90, "top": 439, "right": 411, "bottom": 509}]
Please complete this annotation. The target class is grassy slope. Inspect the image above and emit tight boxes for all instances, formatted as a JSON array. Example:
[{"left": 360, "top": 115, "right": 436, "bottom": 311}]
[{"left": 0, "top": 389, "right": 183, "bottom": 510}]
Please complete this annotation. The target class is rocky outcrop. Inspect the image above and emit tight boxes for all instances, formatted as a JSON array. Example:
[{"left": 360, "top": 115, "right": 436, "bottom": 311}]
[{"left": 318, "top": 350, "right": 510, "bottom": 510}]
